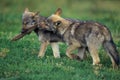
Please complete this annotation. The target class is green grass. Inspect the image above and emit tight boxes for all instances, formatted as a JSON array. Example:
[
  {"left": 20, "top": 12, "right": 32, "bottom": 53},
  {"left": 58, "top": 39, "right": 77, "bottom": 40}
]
[{"left": 0, "top": 0, "right": 120, "bottom": 80}]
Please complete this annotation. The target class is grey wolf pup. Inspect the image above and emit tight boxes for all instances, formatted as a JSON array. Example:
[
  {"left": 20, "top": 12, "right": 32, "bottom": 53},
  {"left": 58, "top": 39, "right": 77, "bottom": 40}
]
[
  {"left": 12, "top": 8, "right": 63, "bottom": 58},
  {"left": 46, "top": 8, "right": 119, "bottom": 68}
]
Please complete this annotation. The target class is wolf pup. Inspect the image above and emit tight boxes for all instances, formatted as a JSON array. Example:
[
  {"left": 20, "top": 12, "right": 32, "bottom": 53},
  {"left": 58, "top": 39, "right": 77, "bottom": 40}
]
[
  {"left": 12, "top": 8, "right": 63, "bottom": 58},
  {"left": 47, "top": 8, "right": 119, "bottom": 68}
]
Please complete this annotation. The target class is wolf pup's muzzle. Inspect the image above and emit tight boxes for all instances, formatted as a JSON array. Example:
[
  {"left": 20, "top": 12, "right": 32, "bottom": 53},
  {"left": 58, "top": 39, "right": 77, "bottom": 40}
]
[
  {"left": 21, "top": 27, "right": 33, "bottom": 34},
  {"left": 21, "top": 29, "right": 28, "bottom": 33}
]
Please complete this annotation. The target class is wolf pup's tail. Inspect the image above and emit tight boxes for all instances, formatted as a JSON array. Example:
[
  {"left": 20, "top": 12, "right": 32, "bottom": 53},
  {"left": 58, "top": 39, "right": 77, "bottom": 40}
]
[{"left": 103, "top": 40, "right": 119, "bottom": 68}]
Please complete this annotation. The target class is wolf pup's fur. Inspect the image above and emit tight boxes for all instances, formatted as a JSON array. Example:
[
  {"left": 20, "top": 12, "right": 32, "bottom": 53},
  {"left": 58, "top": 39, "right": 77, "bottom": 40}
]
[
  {"left": 19, "top": 8, "right": 64, "bottom": 58},
  {"left": 47, "top": 8, "right": 119, "bottom": 68}
]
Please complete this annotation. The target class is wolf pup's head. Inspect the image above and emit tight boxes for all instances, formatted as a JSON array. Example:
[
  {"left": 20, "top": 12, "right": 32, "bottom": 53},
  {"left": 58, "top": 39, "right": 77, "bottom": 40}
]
[
  {"left": 21, "top": 8, "right": 40, "bottom": 34},
  {"left": 11, "top": 8, "right": 39, "bottom": 41},
  {"left": 47, "top": 8, "right": 71, "bottom": 35}
]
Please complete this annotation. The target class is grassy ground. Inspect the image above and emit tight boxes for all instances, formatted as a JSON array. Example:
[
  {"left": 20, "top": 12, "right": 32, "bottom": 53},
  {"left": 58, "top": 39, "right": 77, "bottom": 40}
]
[{"left": 0, "top": 0, "right": 120, "bottom": 80}]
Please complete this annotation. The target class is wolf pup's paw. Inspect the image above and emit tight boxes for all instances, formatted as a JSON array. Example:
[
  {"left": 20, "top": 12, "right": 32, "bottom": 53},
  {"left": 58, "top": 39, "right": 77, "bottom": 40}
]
[
  {"left": 38, "top": 55, "right": 44, "bottom": 58},
  {"left": 71, "top": 54, "right": 81, "bottom": 61}
]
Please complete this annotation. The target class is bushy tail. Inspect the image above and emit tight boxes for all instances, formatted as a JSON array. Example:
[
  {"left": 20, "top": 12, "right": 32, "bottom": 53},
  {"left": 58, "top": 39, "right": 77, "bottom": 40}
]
[{"left": 103, "top": 40, "right": 119, "bottom": 66}]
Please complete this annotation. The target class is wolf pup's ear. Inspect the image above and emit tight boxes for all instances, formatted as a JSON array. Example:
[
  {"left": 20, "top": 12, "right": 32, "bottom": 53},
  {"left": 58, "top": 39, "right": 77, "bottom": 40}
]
[
  {"left": 24, "top": 8, "right": 29, "bottom": 13},
  {"left": 34, "top": 11, "right": 40, "bottom": 16},
  {"left": 54, "top": 8, "right": 62, "bottom": 16},
  {"left": 32, "top": 11, "right": 39, "bottom": 18}
]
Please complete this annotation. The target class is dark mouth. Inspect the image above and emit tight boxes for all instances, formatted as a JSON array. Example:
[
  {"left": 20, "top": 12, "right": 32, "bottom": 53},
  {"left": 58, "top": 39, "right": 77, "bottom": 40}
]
[
  {"left": 50, "top": 27, "right": 57, "bottom": 33},
  {"left": 21, "top": 29, "right": 28, "bottom": 33},
  {"left": 21, "top": 28, "right": 33, "bottom": 34}
]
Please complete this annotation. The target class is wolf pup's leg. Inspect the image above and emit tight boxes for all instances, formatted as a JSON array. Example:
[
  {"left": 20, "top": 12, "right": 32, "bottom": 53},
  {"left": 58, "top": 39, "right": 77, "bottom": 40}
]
[
  {"left": 86, "top": 33, "right": 102, "bottom": 66},
  {"left": 86, "top": 39, "right": 100, "bottom": 65},
  {"left": 50, "top": 42, "right": 60, "bottom": 58},
  {"left": 66, "top": 45, "right": 81, "bottom": 60},
  {"left": 77, "top": 47, "right": 87, "bottom": 60},
  {"left": 38, "top": 41, "right": 49, "bottom": 58},
  {"left": 87, "top": 43, "right": 100, "bottom": 65}
]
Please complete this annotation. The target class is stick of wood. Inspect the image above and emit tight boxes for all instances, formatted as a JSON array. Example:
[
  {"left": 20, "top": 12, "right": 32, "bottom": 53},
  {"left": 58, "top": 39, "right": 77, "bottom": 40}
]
[{"left": 11, "top": 25, "right": 37, "bottom": 41}]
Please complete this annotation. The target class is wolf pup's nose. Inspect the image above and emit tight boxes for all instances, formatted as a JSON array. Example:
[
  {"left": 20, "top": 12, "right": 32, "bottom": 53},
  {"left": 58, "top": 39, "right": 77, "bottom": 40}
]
[
  {"left": 51, "top": 27, "right": 56, "bottom": 33},
  {"left": 21, "top": 29, "right": 26, "bottom": 33}
]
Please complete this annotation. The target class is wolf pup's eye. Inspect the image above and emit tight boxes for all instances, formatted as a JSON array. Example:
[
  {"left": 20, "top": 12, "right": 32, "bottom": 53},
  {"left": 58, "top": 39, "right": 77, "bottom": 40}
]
[
  {"left": 54, "top": 21, "right": 61, "bottom": 26},
  {"left": 32, "top": 20, "right": 36, "bottom": 23},
  {"left": 23, "top": 21, "right": 29, "bottom": 25},
  {"left": 31, "top": 20, "right": 35, "bottom": 25}
]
